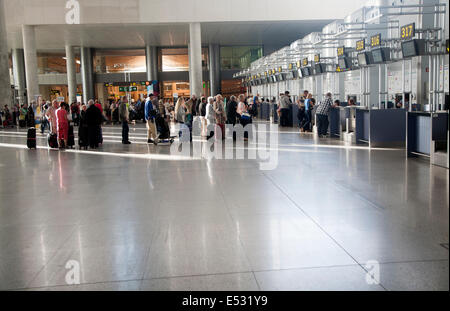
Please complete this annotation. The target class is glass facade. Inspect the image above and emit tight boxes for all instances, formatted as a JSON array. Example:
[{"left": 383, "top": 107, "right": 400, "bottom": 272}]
[
  {"left": 220, "top": 46, "right": 263, "bottom": 70},
  {"left": 93, "top": 49, "right": 146, "bottom": 73},
  {"left": 37, "top": 52, "right": 81, "bottom": 74},
  {"left": 160, "top": 48, "right": 209, "bottom": 72}
]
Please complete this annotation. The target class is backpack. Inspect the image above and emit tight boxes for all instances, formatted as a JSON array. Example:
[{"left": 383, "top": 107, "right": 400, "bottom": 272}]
[{"left": 201, "top": 103, "right": 206, "bottom": 116}]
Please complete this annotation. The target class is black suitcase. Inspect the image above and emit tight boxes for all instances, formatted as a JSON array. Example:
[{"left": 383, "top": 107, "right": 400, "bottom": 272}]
[
  {"left": 78, "top": 125, "right": 88, "bottom": 149},
  {"left": 27, "top": 127, "right": 36, "bottom": 149},
  {"left": 67, "top": 125, "right": 75, "bottom": 148},
  {"left": 47, "top": 133, "right": 58, "bottom": 149}
]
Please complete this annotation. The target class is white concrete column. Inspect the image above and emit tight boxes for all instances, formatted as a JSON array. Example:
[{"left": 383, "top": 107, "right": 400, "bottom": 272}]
[
  {"left": 80, "top": 47, "right": 94, "bottom": 104},
  {"left": 189, "top": 22, "right": 202, "bottom": 97},
  {"left": 0, "top": 0, "right": 12, "bottom": 108},
  {"left": 209, "top": 43, "right": 221, "bottom": 97},
  {"left": 65, "top": 45, "right": 77, "bottom": 104},
  {"left": 22, "top": 25, "right": 39, "bottom": 104},
  {"left": 12, "top": 49, "right": 26, "bottom": 105},
  {"left": 145, "top": 45, "right": 158, "bottom": 81}
]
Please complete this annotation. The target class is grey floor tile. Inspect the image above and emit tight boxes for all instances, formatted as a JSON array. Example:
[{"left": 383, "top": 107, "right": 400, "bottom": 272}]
[
  {"left": 378, "top": 260, "right": 449, "bottom": 291},
  {"left": 255, "top": 265, "right": 385, "bottom": 291},
  {"left": 140, "top": 273, "right": 259, "bottom": 291}
]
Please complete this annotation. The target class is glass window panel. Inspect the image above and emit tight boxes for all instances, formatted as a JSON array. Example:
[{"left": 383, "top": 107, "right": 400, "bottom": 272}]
[
  {"left": 220, "top": 46, "right": 263, "bottom": 70},
  {"left": 93, "top": 49, "right": 146, "bottom": 73}
]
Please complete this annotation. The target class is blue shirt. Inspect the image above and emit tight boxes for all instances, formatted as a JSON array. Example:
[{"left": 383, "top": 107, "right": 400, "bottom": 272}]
[
  {"left": 144, "top": 99, "right": 154, "bottom": 120},
  {"left": 305, "top": 99, "right": 310, "bottom": 111}
]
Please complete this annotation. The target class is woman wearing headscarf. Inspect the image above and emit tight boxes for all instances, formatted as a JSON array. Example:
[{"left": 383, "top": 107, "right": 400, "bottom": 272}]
[{"left": 56, "top": 102, "right": 69, "bottom": 149}]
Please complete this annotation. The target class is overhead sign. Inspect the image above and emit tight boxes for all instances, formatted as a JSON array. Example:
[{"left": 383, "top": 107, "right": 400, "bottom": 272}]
[
  {"left": 296, "top": 60, "right": 301, "bottom": 68},
  {"left": 314, "top": 54, "right": 320, "bottom": 63},
  {"left": 302, "top": 58, "right": 308, "bottom": 67},
  {"left": 356, "top": 39, "right": 365, "bottom": 51},
  {"left": 401, "top": 23, "right": 415, "bottom": 40},
  {"left": 278, "top": 66, "right": 282, "bottom": 73},
  {"left": 288, "top": 63, "right": 293, "bottom": 70},
  {"left": 370, "top": 34, "right": 381, "bottom": 48},
  {"left": 337, "top": 46, "right": 345, "bottom": 57}
]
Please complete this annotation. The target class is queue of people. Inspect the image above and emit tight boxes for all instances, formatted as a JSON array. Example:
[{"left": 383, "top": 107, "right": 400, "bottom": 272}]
[{"left": 0, "top": 90, "right": 344, "bottom": 149}]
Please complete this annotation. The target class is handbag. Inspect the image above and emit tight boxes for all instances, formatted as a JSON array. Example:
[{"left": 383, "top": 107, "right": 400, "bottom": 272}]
[{"left": 241, "top": 112, "right": 251, "bottom": 121}]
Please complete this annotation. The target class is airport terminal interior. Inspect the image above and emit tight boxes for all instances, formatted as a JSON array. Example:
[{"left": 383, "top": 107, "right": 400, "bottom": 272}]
[{"left": 0, "top": 0, "right": 449, "bottom": 291}]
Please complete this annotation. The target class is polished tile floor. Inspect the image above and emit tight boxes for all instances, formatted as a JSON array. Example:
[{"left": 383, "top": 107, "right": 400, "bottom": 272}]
[{"left": 0, "top": 121, "right": 448, "bottom": 291}]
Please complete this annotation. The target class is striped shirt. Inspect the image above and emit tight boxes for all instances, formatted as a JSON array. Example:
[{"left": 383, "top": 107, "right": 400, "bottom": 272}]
[{"left": 316, "top": 97, "right": 333, "bottom": 116}]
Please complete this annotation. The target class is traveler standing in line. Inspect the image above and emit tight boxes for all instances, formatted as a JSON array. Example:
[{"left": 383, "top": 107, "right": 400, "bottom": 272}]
[
  {"left": 278, "top": 91, "right": 291, "bottom": 127},
  {"left": 26, "top": 101, "right": 36, "bottom": 128},
  {"left": 46, "top": 100, "right": 58, "bottom": 134},
  {"left": 214, "top": 94, "right": 226, "bottom": 140},
  {"left": 12, "top": 103, "right": 18, "bottom": 126},
  {"left": 198, "top": 96, "right": 207, "bottom": 136},
  {"left": 174, "top": 97, "right": 185, "bottom": 124},
  {"left": 55, "top": 102, "right": 69, "bottom": 149},
  {"left": 190, "top": 94, "right": 200, "bottom": 117},
  {"left": 119, "top": 96, "right": 131, "bottom": 145},
  {"left": 205, "top": 96, "right": 216, "bottom": 140},
  {"left": 70, "top": 102, "right": 80, "bottom": 126},
  {"left": 297, "top": 99, "right": 306, "bottom": 131},
  {"left": 85, "top": 99, "right": 103, "bottom": 149},
  {"left": 78, "top": 104, "right": 89, "bottom": 149},
  {"left": 226, "top": 95, "right": 238, "bottom": 127},
  {"left": 40, "top": 102, "right": 50, "bottom": 134},
  {"left": 158, "top": 99, "right": 166, "bottom": 119},
  {"left": 301, "top": 93, "right": 314, "bottom": 132},
  {"left": 315, "top": 92, "right": 336, "bottom": 138},
  {"left": 145, "top": 96, "right": 158, "bottom": 145}
]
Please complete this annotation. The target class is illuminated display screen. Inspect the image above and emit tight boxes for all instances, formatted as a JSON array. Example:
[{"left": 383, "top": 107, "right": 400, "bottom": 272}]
[
  {"left": 358, "top": 53, "right": 368, "bottom": 66},
  {"left": 401, "top": 23, "right": 415, "bottom": 40},
  {"left": 301, "top": 67, "right": 312, "bottom": 76},
  {"left": 371, "top": 34, "right": 381, "bottom": 48},
  {"left": 337, "top": 46, "right": 345, "bottom": 57},
  {"left": 356, "top": 40, "right": 365, "bottom": 51},
  {"left": 315, "top": 63, "right": 326, "bottom": 74},
  {"left": 314, "top": 54, "right": 320, "bottom": 63},
  {"left": 401, "top": 40, "right": 418, "bottom": 58},
  {"left": 296, "top": 60, "right": 301, "bottom": 68},
  {"left": 302, "top": 58, "right": 308, "bottom": 67},
  {"left": 338, "top": 57, "right": 350, "bottom": 69},
  {"left": 372, "top": 48, "right": 385, "bottom": 63}
]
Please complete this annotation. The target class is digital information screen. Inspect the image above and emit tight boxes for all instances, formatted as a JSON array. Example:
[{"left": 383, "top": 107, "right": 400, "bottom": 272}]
[
  {"left": 358, "top": 53, "right": 368, "bottom": 66},
  {"left": 372, "top": 49, "right": 383, "bottom": 63},
  {"left": 338, "top": 58, "right": 349, "bottom": 69},
  {"left": 401, "top": 40, "right": 418, "bottom": 58}
]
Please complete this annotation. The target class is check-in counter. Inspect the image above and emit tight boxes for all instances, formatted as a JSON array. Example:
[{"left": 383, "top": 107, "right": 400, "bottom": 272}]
[
  {"left": 272, "top": 103, "right": 278, "bottom": 123},
  {"left": 329, "top": 107, "right": 349, "bottom": 138},
  {"left": 407, "top": 111, "right": 449, "bottom": 168},
  {"left": 354, "top": 108, "right": 407, "bottom": 148}
]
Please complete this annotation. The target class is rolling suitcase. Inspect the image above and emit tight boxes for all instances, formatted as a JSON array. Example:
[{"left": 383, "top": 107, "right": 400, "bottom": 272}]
[
  {"left": 47, "top": 133, "right": 58, "bottom": 149},
  {"left": 27, "top": 127, "right": 36, "bottom": 149},
  {"left": 67, "top": 125, "right": 75, "bottom": 148},
  {"left": 78, "top": 125, "right": 88, "bottom": 149}
]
